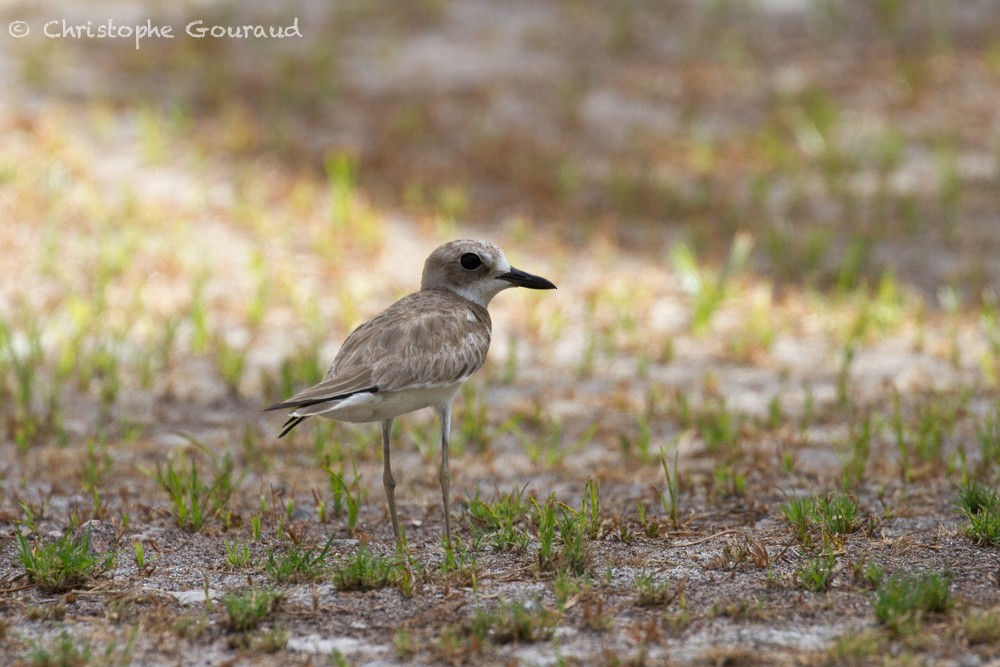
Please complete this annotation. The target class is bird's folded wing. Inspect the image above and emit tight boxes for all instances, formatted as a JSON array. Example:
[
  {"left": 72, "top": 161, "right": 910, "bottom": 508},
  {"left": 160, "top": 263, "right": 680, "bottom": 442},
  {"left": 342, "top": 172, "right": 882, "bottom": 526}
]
[
  {"left": 265, "top": 292, "right": 492, "bottom": 413},
  {"left": 333, "top": 294, "right": 492, "bottom": 392}
]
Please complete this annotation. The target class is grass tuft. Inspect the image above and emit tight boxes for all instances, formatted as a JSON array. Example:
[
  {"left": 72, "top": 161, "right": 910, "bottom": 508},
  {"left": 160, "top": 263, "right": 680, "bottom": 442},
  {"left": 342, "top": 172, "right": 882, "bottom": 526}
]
[
  {"left": 468, "top": 599, "right": 559, "bottom": 645},
  {"left": 265, "top": 535, "right": 335, "bottom": 583},
  {"left": 16, "top": 526, "right": 114, "bottom": 593},
  {"left": 469, "top": 485, "right": 531, "bottom": 552},
  {"left": 154, "top": 448, "right": 234, "bottom": 532},
  {"left": 331, "top": 546, "right": 398, "bottom": 591},
  {"left": 797, "top": 552, "right": 836, "bottom": 592},
  {"left": 221, "top": 588, "right": 281, "bottom": 632},
  {"left": 634, "top": 571, "right": 676, "bottom": 607},
  {"left": 781, "top": 492, "right": 860, "bottom": 546},
  {"left": 671, "top": 233, "right": 753, "bottom": 335},
  {"left": 955, "top": 481, "right": 1000, "bottom": 545},
  {"left": 873, "top": 570, "right": 952, "bottom": 635},
  {"left": 659, "top": 447, "right": 681, "bottom": 530},
  {"left": 23, "top": 630, "right": 93, "bottom": 667}
]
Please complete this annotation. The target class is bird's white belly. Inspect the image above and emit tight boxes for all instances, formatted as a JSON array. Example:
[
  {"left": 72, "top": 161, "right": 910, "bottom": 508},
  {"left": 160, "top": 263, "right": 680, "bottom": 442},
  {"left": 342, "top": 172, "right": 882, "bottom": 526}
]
[{"left": 318, "top": 382, "right": 464, "bottom": 423}]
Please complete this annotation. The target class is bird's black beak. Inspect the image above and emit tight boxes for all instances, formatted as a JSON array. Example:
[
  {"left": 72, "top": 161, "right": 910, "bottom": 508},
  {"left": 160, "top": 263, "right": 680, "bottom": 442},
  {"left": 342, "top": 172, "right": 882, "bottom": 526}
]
[{"left": 499, "top": 266, "right": 557, "bottom": 290}]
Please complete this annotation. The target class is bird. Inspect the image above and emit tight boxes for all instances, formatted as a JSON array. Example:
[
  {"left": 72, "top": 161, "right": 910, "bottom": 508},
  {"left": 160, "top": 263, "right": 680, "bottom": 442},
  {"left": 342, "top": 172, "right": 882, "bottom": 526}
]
[{"left": 265, "top": 239, "right": 556, "bottom": 548}]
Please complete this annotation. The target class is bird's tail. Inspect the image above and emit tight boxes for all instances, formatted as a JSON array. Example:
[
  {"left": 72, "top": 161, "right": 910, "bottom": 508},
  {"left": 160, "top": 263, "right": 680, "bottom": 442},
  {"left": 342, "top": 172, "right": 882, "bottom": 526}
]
[
  {"left": 278, "top": 415, "right": 307, "bottom": 438},
  {"left": 264, "top": 384, "right": 378, "bottom": 438}
]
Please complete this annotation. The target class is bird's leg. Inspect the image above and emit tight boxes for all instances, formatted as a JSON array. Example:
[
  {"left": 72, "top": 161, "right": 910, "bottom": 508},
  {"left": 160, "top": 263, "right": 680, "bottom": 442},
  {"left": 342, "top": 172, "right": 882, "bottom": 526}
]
[
  {"left": 438, "top": 403, "right": 453, "bottom": 551},
  {"left": 381, "top": 418, "right": 400, "bottom": 542}
]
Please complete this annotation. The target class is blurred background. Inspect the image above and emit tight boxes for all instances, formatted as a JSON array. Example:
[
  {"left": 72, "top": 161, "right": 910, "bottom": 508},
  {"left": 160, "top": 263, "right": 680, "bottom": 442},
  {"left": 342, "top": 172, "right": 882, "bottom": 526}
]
[{"left": 3, "top": 0, "right": 1000, "bottom": 298}]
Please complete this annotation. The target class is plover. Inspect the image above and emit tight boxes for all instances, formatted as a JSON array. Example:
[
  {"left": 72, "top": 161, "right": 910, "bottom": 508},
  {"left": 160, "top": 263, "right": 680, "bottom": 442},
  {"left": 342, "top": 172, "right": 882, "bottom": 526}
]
[{"left": 266, "top": 239, "right": 556, "bottom": 547}]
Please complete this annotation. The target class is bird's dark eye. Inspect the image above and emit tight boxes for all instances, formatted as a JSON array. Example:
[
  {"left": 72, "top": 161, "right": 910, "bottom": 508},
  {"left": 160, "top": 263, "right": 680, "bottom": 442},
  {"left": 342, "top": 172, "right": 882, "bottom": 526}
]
[{"left": 460, "top": 253, "right": 482, "bottom": 270}]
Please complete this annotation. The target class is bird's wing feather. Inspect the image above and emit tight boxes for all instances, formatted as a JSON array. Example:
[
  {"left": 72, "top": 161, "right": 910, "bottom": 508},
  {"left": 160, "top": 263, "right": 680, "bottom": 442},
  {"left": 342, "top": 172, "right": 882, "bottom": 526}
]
[
  {"left": 331, "top": 291, "right": 492, "bottom": 392},
  {"left": 266, "top": 291, "right": 491, "bottom": 413}
]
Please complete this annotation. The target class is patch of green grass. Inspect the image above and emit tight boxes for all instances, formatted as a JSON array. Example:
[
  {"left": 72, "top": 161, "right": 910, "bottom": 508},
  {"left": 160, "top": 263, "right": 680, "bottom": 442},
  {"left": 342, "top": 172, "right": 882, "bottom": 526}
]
[
  {"left": 467, "top": 599, "right": 560, "bottom": 645},
  {"left": 955, "top": 479, "right": 997, "bottom": 515},
  {"left": 891, "top": 391, "right": 912, "bottom": 482},
  {"left": 781, "top": 495, "right": 813, "bottom": 546},
  {"left": 910, "top": 396, "right": 960, "bottom": 466},
  {"left": 823, "top": 629, "right": 886, "bottom": 665},
  {"left": 765, "top": 394, "right": 784, "bottom": 430},
  {"left": 710, "top": 596, "right": 767, "bottom": 622},
  {"left": 872, "top": 570, "right": 952, "bottom": 635},
  {"left": 0, "top": 315, "right": 53, "bottom": 450},
  {"left": 16, "top": 526, "right": 114, "bottom": 593},
  {"left": 439, "top": 537, "right": 480, "bottom": 587},
  {"left": 188, "top": 273, "right": 210, "bottom": 355},
  {"left": 634, "top": 571, "right": 675, "bottom": 607},
  {"left": 892, "top": 391, "right": 964, "bottom": 481},
  {"left": 813, "top": 492, "right": 860, "bottom": 535},
  {"left": 133, "top": 539, "right": 155, "bottom": 572},
  {"left": 331, "top": 546, "right": 397, "bottom": 591},
  {"left": 531, "top": 492, "right": 591, "bottom": 576},
  {"left": 154, "top": 448, "right": 234, "bottom": 532},
  {"left": 221, "top": 588, "right": 281, "bottom": 632},
  {"left": 393, "top": 628, "right": 418, "bottom": 660},
  {"left": 659, "top": 447, "right": 680, "bottom": 530},
  {"left": 553, "top": 570, "right": 593, "bottom": 608},
  {"left": 619, "top": 413, "right": 653, "bottom": 461},
  {"left": 533, "top": 493, "right": 559, "bottom": 570},
  {"left": 849, "top": 557, "right": 884, "bottom": 590},
  {"left": 960, "top": 609, "right": 1000, "bottom": 646},
  {"left": 23, "top": 630, "right": 93, "bottom": 667},
  {"left": 841, "top": 415, "right": 872, "bottom": 490},
  {"left": 797, "top": 552, "right": 836, "bottom": 592},
  {"left": 433, "top": 598, "right": 561, "bottom": 664},
  {"left": 265, "top": 535, "right": 334, "bottom": 583},
  {"left": 171, "top": 612, "right": 209, "bottom": 642},
  {"left": 18, "top": 500, "right": 40, "bottom": 533},
  {"left": 580, "top": 477, "right": 602, "bottom": 539},
  {"left": 976, "top": 405, "right": 1000, "bottom": 476},
  {"left": 671, "top": 233, "right": 753, "bottom": 335},
  {"left": 781, "top": 492, "right": 860, "bottom": 546},
  {"left": 836, "top": 344, "right": 854, "bottom": 408},
  {"left": 712, "top": 464, "right": 746, "bottom": 498},
  {"left": 394, "top": 531, "right": 417, "bottom": 598},
  {"left": 458, "top": 382, "right": 490, "bottom": 451},
  {"left": 214, "top": 337, "right": 248, "bottom": 395},
  {"left": 250, "top": 514, "right": 262, "bottom": 541},
  {"left": 555, "top": 506, "right": 590, "bottom": 577},
  {"left": 434, "top": 625, "right": 472, "bottom": 664},
  {"left": 636, "top": 502, "right": 659, "bottom": 538},
  {"left": 323, "top": 461, "right": 364, "bottom": 532},
  {"left": 962, "top": 505, "right": 1000, "bottom": 546},
  {"left": 225, "top": 538, "right": 253, "bottom": 569},
  {"left": 248, "top": 627, "right": 288, "bottom": 653},
  {"left": 728, "top": 297, "right": 778, "bottom": 363},
  {"left": 955, "top": 480, "right": 1000, "bottom": 545},
  {"left": 81, "top": 436, "right": 113, "bottom": 493},
  {"left": 15, "top": 628, "right": 138, "bottom": 667},
  {"left": 691, "top": 398, "right": 743, "bottom": 456},
  {"left": 468, "top": 485, "right": 531, "bottom": 552}
]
